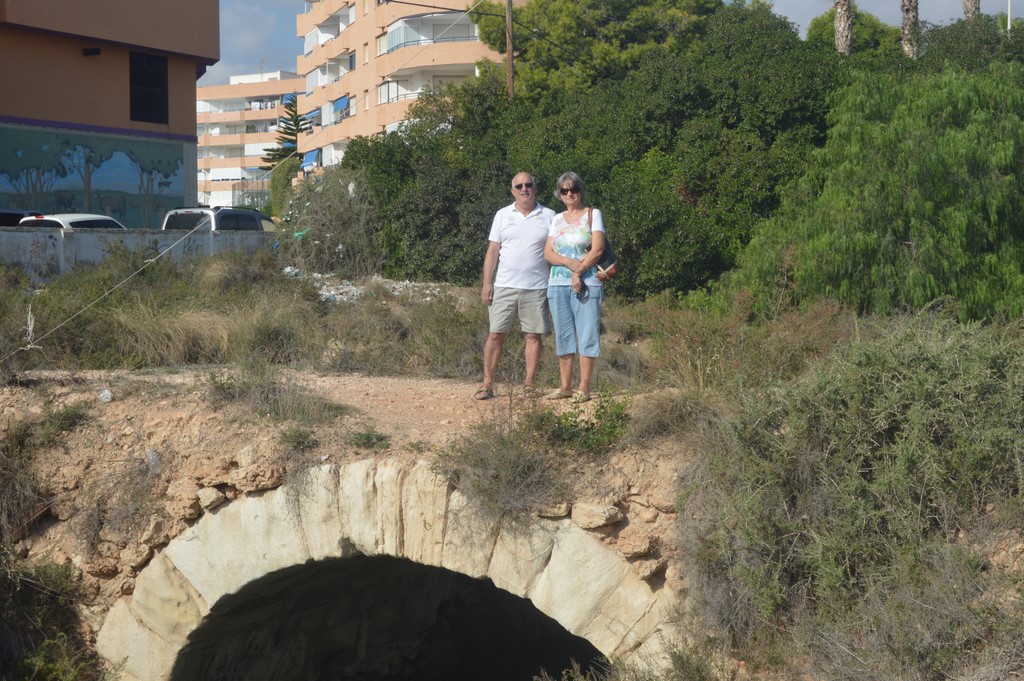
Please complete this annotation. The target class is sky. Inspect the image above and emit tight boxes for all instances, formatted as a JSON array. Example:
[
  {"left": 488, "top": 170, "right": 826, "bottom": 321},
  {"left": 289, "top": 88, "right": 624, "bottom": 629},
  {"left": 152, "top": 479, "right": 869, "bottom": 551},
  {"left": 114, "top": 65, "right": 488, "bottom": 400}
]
[{"left": 197, "top": 0, "right": 1013, "bottom": 86}]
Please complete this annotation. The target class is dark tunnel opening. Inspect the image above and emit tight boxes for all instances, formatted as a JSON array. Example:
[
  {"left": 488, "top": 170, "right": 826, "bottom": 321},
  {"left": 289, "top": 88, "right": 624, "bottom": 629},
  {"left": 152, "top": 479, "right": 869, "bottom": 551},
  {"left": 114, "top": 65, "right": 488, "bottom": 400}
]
[{"left": 169, "top": 554, "right": 606, "bottom": 681}]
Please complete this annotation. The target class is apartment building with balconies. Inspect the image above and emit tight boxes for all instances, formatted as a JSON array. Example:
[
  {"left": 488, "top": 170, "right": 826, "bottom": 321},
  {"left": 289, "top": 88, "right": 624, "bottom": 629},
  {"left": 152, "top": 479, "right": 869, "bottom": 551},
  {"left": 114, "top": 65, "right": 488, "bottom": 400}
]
[
  {"left": 0, "top": 0, "right": 217, "bottom": 227},
  {"left": 196, "top": 71, "right": 304, "bottom": 207},
  {"left": 295, "top": 0, "right": 506, "bottom": 171}
]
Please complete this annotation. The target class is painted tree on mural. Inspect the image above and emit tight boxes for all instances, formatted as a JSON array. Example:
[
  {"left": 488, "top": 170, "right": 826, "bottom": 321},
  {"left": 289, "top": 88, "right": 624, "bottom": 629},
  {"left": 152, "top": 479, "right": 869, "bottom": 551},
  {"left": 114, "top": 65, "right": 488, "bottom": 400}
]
[
  {"left": 58, "top": 138, "right": 121, "bottom": 212},
  {"left": 0, "top": 140, "right": 67, "bottom": 209},
  {"left": 126, "top": 148, "right": 182, "bottom": 229}
]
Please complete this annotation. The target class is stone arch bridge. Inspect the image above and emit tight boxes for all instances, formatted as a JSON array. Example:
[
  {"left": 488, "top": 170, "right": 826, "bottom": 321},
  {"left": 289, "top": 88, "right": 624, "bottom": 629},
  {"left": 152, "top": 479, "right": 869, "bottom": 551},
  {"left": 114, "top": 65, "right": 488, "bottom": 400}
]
[{"left": 96, "top": 458, "right": 680, "bottom": 680}]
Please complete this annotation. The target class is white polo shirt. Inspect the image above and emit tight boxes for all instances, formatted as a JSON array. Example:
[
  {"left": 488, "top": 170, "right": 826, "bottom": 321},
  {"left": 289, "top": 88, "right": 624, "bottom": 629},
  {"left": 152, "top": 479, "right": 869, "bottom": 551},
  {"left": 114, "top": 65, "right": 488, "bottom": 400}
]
[{"left": 488, "top": 202, "right": 556, "bottom": 290}]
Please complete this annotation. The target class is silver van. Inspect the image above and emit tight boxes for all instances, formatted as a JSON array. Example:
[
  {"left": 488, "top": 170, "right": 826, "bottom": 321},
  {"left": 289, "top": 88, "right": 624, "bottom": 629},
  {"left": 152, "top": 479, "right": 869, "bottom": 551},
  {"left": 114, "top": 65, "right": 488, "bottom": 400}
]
[{"left": 161, "top": 207, "right": 272, "bottom": 232}]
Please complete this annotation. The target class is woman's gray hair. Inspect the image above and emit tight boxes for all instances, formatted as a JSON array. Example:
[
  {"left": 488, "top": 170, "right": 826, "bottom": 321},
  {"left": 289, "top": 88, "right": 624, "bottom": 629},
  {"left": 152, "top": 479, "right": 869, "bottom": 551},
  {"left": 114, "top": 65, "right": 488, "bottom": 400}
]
[{"left": 554, "top": 171, "right": 586, "bottom": 201}]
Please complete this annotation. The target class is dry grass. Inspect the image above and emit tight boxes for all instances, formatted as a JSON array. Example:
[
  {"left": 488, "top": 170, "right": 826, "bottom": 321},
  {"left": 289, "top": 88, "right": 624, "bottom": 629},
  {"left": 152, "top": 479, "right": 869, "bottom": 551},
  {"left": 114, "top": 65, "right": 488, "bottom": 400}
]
[
  {"left": 112, "top": 306, "right": 231, "bottom": 366},
  {"left": 433, "top": 407, "right": 571, "bottom": 524}
]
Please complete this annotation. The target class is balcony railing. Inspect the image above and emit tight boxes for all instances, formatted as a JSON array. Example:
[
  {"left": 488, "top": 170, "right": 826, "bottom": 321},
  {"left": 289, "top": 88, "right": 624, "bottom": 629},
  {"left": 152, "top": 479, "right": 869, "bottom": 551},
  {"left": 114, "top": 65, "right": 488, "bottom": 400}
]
[
  {"left": 379, "top": 90, "right": 424, "bottom": 105},
  {"left": 384, "top": 34, "right": 476, "bottom": 55}
]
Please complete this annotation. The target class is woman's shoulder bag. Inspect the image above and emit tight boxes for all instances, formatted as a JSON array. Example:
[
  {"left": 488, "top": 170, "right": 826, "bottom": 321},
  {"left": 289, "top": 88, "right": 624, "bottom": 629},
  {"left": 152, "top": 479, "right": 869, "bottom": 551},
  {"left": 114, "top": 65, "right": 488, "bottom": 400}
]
[{"left": 587, "top": 207, "right": 618, "bottom": 282}]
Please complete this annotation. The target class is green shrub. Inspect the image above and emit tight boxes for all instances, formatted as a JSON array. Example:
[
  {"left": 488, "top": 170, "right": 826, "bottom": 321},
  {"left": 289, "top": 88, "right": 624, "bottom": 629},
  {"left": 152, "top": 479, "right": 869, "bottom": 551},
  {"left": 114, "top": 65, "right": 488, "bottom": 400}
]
[
  {"left": 523, "top": 395, "right": 630, "bottom": 456},
  {"left": 277, "top": 166, "right": 384, "bottom": 278},
  {"left": 347, "top": 427, "right": 390, "bottom": 450},
  {"left": 685, "top": 312, "right": 1024, "bottom": 676},
  {"left": 728, "top": 63, "right": 1024, "bottom": 321},
  {"left": 280, "top": 427, "right": 318, "bottom": 453}
]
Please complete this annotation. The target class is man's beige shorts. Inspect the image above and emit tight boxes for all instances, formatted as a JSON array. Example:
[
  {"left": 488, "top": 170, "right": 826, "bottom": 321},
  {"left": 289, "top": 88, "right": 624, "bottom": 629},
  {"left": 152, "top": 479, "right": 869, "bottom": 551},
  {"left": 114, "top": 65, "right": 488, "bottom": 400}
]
[{"left": 489, "top": 287, "right": 550, "bottom": 334}]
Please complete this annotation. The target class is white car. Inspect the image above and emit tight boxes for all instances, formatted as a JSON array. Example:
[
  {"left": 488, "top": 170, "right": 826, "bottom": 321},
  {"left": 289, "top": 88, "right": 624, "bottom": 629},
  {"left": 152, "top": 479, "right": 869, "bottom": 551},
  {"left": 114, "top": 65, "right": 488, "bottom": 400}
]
[
  {"left": 161, "top": 207, "right": 272, "bottom": 232},
  {"left": 18, "top": 213, "right": 127, "bottom": 230}
]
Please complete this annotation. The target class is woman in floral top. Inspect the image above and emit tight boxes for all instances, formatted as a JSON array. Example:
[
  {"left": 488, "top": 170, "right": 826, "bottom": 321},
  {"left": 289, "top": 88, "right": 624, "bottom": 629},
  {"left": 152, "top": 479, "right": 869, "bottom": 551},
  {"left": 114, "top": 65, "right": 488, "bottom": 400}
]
[{"left": 543, "top": 172, "right": 606, "bottom": 402}]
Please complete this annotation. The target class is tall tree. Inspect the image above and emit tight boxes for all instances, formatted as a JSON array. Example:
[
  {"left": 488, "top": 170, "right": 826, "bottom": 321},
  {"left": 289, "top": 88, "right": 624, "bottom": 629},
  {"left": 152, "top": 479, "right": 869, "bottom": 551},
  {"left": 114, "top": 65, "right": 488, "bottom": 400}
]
[
  {"left": 473, "top": 0, "right": 722, "bottom": 101},
  {"left": 729, "top": 63, "right": 1024, "bottom": 321},
  {"left": 261, "top": 96, "right": 310, "bottom": 171},
  {"left": 963, "top": 0, "right": 980, "bottom": 18},
  {"left": 808, "top": 4, "right": 901, "bottom": 63},
  {"left": 834, "top": 0, "right": 852, "bottom": 54},
  {"left": 901, "top": 0, "right": 919, "bottom": 58}
]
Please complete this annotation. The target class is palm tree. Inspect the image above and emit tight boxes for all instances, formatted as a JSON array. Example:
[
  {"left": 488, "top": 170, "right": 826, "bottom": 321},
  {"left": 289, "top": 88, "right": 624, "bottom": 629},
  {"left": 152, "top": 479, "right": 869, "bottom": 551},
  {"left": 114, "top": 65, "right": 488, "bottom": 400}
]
[
  {"left": 963, "top": 0, "right": 981, "bottom": 18},
  {"left": 901, "top": 0, "right": 919, "bottom": 58},
  {"left": 834, "top": 0, "right": 852, "bottom": 55}
]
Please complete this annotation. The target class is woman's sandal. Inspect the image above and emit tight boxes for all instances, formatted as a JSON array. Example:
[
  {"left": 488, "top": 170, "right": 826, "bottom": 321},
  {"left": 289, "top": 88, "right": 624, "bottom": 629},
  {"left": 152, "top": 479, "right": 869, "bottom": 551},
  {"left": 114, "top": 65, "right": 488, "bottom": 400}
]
[
  {"left": 572, "top": 391, "right": 591, "bottom": 403},
  {"left": 545, "top": 389, "right": 574, "bottom": 400},
  {"left": 474, "top": 385, "right": 495, "bottom": 400}
]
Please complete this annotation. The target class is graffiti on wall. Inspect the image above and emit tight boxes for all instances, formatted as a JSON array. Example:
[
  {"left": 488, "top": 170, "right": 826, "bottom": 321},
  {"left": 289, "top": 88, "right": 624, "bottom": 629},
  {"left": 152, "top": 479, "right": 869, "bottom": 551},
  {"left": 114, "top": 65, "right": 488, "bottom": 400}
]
[{"left": 0, "top": 124, "right": 186, "bottom": 229}]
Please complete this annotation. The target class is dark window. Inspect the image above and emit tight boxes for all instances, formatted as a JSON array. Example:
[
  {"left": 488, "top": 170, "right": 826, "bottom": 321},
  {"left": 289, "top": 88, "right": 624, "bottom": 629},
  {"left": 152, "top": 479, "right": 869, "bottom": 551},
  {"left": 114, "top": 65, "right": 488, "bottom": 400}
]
[
  {"left": 130, "top": 51, "right": 169, "bottom": 124},
  {"left": 68, "top": 219, "right": 123, "bottom": 229},
  {"left": 218, "top": 212, "right": 260, "bottom": 231},
  {"left": 164, "top": 213, "right": 212, "bottom": 230}
]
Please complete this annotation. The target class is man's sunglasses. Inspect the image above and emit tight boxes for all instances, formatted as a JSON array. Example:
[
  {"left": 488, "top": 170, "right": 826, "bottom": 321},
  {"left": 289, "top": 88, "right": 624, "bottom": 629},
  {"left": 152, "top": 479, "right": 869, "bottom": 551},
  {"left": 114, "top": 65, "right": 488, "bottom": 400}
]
[
  {"left": 559, "top": 187, "right": 580, "bottom": 195},
  {"left": 513, "top": 182, "right": 534, "bottom": 190}
]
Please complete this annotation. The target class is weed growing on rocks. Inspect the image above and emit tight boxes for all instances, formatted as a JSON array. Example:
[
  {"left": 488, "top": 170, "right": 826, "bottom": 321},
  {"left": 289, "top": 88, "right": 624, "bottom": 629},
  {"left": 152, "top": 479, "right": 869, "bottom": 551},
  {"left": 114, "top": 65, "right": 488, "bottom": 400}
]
[
  {"left": 37, "top": 399, "right": 93, "bottom": 446},
  {"left": 523, "top": 395, "right": 630, "bottom": 456},
  {"left": 280, "top": 427, "right": 318, "bottom": 453},
  {"left": 433, "top": 412, "right": 569, "bottom": 524},
  {"left": 348, "top": 427, "right": 390, "bottom": 450}
]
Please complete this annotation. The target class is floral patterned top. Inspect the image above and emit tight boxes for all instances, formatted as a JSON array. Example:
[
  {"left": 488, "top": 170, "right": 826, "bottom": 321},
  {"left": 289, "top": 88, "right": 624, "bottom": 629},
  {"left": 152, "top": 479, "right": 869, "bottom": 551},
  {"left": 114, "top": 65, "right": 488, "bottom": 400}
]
[{"left": 548, "top": 207, "right": 606, "bottom": 286}]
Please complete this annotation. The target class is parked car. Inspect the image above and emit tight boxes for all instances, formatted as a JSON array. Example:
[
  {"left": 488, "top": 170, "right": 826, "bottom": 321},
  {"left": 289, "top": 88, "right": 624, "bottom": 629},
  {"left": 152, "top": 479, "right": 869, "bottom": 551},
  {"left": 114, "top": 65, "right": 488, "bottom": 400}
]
[
  {"left": 161, "top": 207, "right": 272, "bottom": 232},
  {"left": 17, "top": 213, "right": 127, "bottom": 230},
  {"left": 0, "top": 209, "right": 44, "bottom": 226}
]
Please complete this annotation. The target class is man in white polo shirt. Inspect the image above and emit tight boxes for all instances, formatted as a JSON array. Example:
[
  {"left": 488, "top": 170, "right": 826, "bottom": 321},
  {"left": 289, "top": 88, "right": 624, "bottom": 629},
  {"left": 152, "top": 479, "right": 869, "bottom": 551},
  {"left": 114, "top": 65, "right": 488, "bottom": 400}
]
[{"left": 476, "top": 171, "right": 555, "bottom": 400}]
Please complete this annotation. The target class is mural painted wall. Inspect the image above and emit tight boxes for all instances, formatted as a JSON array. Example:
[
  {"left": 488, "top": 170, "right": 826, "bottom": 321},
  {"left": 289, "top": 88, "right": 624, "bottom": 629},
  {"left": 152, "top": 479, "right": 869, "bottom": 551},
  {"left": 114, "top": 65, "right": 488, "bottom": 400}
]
[{"left": 0, "top": 124, "right": 187, "bottom": 229}]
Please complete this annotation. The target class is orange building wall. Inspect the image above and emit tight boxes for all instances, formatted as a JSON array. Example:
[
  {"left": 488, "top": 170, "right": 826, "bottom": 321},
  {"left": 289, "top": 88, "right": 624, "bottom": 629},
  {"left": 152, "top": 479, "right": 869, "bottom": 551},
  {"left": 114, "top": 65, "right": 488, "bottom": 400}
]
[
  {"left": 0, "top": 0, "right": 218, "bottom": 63},
  {"left": 0, "top": 27, "right": 199, "bottom": 138}
]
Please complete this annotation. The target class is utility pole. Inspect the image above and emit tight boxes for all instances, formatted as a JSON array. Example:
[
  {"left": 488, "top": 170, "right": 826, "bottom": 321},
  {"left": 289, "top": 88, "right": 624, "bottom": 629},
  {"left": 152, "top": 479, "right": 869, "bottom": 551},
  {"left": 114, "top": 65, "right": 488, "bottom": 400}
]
[{"left": 505, "top": 0, "right": 514, "bottom": 100}]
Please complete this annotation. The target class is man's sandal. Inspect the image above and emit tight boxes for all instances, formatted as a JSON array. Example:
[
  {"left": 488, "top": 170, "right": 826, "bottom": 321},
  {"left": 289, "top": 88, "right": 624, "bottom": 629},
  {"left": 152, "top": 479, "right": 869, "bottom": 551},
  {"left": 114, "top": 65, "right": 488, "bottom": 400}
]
[
  {"left": 522, "top": 384, "right": 543, "bottom": 399},
  {"left": 474, "top": 385, "right": 495, "bottom": 400}
]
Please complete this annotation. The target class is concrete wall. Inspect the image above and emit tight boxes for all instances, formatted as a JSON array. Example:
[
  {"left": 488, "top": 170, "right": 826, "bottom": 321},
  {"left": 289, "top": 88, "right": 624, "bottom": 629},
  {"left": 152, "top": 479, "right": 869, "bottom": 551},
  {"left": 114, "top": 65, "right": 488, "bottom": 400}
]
[{"left": 0, "top": 227, "right": 275, "bottom": 284}]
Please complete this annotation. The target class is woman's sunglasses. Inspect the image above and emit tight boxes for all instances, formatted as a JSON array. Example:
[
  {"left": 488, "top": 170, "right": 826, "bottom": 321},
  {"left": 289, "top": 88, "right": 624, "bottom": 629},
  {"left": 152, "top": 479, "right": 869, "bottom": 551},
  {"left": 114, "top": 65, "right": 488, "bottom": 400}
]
[{"left": 559, "top": 187, "right": 580, "bottom": 195}]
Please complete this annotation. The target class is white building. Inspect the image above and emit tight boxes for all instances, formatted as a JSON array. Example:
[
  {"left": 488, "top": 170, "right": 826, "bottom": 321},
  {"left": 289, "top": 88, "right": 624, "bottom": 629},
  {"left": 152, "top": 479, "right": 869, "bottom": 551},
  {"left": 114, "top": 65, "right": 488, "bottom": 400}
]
[{"left": 196, "top": 71, "right": 304, "bottom": 207}]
